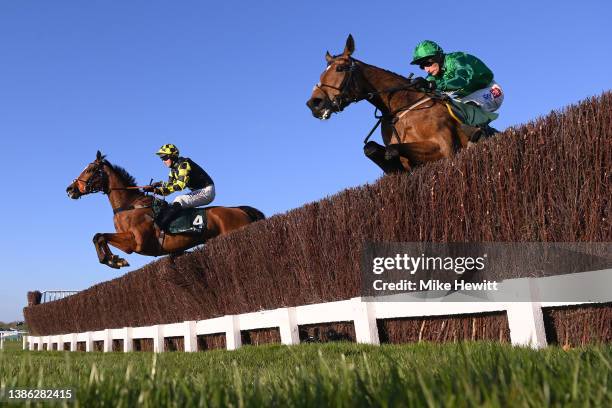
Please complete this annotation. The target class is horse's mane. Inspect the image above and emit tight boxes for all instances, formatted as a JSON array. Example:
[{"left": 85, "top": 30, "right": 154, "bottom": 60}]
[
  {"left": 329, "top": 52, "right": 413, "bottom": 85},
  {"left": 354, "top": 58, "right": 413, "bottom": 86},
  {"left": 103, "top": 160, "right": 137, "bottom": 187}
]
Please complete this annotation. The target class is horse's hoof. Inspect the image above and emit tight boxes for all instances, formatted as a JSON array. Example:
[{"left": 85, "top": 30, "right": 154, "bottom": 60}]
[
  {"left": 113, "top": 256, "right": 130, "bottom": 268},
  {"left": 364, "top": 141, "right": 383, "bottom": 158}
]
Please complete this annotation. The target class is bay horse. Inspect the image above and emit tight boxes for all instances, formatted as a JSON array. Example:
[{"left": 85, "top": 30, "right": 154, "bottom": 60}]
[
  {"left": 66, "top": 151, "right": 265, "bottom": 269},
  {"left": 306, "top": 34, "right": 472, "bottom": 173}
]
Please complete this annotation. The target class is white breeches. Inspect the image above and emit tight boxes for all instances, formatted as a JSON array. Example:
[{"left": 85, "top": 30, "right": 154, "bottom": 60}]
[
  {"left": 173, "top": 185, "right": 215, "bottom": 208},
  {"left": 453, "top": 81, "right": 504, "bottom": 112}
]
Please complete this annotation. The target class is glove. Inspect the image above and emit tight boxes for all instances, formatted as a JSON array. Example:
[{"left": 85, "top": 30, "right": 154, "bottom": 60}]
[
  {"left": 412, "top": 77, "right": 435, "bottom": 91},
  {"left": 142, "top": 182, "right": 162, "bottom": 192}
]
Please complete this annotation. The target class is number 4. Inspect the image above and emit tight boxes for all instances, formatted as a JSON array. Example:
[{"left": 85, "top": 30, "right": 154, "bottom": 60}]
[{"left": 193, "top": 215, "right": 204, "bottom": 226}]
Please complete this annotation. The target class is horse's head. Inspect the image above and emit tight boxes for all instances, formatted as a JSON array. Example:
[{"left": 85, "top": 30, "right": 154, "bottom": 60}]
[
  {"left": 66, "top": 150, "right": 110, "bottom": 199},
  {"left": 306, "top": 34, "right": 362, "bottom": 120}
]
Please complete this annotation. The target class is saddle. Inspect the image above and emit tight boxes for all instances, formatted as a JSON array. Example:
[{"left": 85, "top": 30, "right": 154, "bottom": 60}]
[
  {"left": 442, "top": 98, "right": 499, "bottom": 141},
  {"left": 444, "top": 98, "right": 499, "bottom": 127},
  {"left": 152, "top": 199, "right": 207, "bottom": 234}
]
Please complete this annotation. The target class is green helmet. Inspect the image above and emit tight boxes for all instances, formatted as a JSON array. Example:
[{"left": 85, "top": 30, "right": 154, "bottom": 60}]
[{"left": 411, "top": 40, "right": 444, "bottom": 65}]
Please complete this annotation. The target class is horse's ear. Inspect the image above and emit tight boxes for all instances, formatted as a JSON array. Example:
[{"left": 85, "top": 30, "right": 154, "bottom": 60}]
[
  {"left": 343, "top": 34, "right": 355, "bottom": 56},
  {"left": 325, "top": 51, "right": 333, "bottom": 63},
  {"left": 96, "top": 150, "right": 102, "bottom": 160}
]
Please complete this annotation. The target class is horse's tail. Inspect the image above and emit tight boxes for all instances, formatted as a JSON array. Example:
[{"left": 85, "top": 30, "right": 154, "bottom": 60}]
[{"left": 237, "top": 206, "right": 266, "bottom": 222}]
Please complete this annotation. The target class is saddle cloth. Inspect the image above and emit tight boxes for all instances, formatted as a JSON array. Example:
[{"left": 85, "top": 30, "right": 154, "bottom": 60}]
[{"left": 152, "top": 199, "right": 207, "bottom": 234}]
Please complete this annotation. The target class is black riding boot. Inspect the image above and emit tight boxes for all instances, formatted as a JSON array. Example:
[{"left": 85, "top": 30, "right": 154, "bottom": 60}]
[
  {"left": 460, "top": 124, "right": 485, "bottom": 143},
  {"left": 158, "top": 202, "right": 182, "bottom": 230},
  {"left": 481, "top": 124, "right": 500, "bottom": 138}
]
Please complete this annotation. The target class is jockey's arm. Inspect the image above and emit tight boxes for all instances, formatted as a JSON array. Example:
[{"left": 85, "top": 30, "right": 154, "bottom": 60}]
[
  {"left": 154, "top": 161, "right": 191, "bottom": 195},
  {"left": 437, "top": 68, "right": 473, "bottom": 92},
  {"left": 436, "top": 55, "right": 475, "bottom": 92}
]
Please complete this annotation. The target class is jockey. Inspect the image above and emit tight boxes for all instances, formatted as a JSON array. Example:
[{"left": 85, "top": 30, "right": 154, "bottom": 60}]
[
  {"left": 410, "top": 40, "right": 504, "bottom": 113},
  {"left": 146, "top": 144, "right": 215, "bottom": 229}
]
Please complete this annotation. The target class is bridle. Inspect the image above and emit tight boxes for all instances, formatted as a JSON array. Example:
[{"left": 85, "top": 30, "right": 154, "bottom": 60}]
[
  {"left": 315, "top": 58, "right": 361, "bottom": 113},
  {"left": 74, "top": 162, "right": 109, "bottom": 195}
]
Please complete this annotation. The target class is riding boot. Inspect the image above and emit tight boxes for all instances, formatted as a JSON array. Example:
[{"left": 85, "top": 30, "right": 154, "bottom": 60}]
[
  {"left": 158, "top": 202, "right": 182, "bottom": 230},
  {"left": 481, "top": 124, "right": 500, "bottom": 138},
  {"left": 460, "top": 124, "right": 485, "bottom": 143}
]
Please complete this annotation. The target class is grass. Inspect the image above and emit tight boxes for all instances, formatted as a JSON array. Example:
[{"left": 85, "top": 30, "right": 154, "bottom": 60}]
[{"left": 1, "top": 340, "right": 611, "bottom": 407}]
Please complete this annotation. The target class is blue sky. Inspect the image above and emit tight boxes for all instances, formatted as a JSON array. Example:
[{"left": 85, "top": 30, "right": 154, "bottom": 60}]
[{"left": 1, "top": 1, "right": 611, "bottom": 321}]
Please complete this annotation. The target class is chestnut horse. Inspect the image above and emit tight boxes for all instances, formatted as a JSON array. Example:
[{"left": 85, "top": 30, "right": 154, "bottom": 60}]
[
  {"left": 66, "top": 151, "right": 265, "bottom": 269},
  {"left": 306, "top": 34, "right": 471, "bottom": 173}
]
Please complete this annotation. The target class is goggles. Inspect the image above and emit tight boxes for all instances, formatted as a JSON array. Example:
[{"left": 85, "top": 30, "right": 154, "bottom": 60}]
[{"left": 419, "top": 59, "right": 437, "bottom": 69}]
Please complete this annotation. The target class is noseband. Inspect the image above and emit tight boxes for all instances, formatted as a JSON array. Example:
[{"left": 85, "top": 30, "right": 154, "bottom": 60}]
[{"left": 315, "top": 58, "right": 360, "bottom": 112}]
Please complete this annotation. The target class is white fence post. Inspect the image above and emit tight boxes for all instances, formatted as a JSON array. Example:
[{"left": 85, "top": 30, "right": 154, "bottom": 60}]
[
  {"left": 85, "top": 333, "right": 93, "bottom": 352},
  {"left": 507, "top": 302, "right": 547, "bottom": 348},
  {"left": 278, "top": 307, "right": 300, "bottom": 345},
  {"left": 352, "top": 297, "right": 380, "bottom": 344},
  {"left": 183, "top": 321, "right": 197, "bottom": 352},
  {"left": 123, "top": 328, "right": 132, "bottom": 352},
  {"left": 225, "top": 315, "right": 241, "bottom": 350},
  {"left": 104, "top": 329, "right": 112, "bottom": 352},
  {"left": 153, "top": 325, "right": 164, "bottom": 353},
  {"left": 0, "top": 333, "right": 4, "bottom": 350}
]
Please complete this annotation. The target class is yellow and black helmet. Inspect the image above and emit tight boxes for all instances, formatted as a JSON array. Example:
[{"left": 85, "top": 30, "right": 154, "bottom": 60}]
[{"left": 156, "top": 144, "right": 180, "bottom": 158}]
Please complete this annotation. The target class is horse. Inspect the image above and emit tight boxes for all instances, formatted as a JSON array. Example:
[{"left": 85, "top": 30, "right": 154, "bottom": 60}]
[
  {"left": 306, "top": 34, "right": 473, "bottom": 173},
  {"left": 66, "top": 151, "right": 265, "bottom": 269}
]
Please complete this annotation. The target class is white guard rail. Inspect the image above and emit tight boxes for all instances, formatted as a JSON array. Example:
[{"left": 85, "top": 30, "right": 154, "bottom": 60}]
[{"left": 24, "top": 269, "right": 611, "bottom": 352}]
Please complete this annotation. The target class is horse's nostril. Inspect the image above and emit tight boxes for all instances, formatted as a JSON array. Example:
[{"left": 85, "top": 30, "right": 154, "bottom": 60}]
[{"left": 307, "top": 98, "right": 323, "bottom": 110}]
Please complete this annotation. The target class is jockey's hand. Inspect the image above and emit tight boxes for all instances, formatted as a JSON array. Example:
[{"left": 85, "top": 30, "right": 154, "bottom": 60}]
[{"left": 412, "top": 77, "right": 435, "bottom": 91}]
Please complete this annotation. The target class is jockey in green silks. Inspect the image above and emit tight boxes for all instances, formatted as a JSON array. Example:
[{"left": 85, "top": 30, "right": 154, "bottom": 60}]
[{"left": 410, "top": 40, "right": 504, "bottom": 113}]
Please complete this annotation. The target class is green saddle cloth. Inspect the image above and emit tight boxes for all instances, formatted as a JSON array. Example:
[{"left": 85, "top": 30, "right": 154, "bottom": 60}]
[
  {"left": 447, "top": 99, "right": 499, "bottom": 127},
  {"left": 152, "top": 199, "right": 207, "bottom": 234}
]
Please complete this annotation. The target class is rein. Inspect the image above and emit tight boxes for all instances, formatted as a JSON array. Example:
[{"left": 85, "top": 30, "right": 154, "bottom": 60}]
[{"left": 364, "top": 95, "right": 436, "bottom": 144}]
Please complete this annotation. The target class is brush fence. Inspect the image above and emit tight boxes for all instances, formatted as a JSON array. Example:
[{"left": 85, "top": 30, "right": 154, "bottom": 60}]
[{"left": 23, "top": 269, "right": 610, "bottom": 352}]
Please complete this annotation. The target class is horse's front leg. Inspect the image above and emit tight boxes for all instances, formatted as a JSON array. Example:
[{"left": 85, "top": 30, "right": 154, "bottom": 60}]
[
  {"left": 364, "top": 141, "right": 405, "bottom": 174},
  {"left": 92, "top": 232, "right": 136, "bottom": 269}
]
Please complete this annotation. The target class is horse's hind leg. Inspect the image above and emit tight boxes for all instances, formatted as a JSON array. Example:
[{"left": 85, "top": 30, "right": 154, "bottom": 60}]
[
  {"left": 364, "top": 141, "right": 405, "bottom": 174},
  {"left": 93, "top": 232, "right": 135, "bottom": 269}
]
